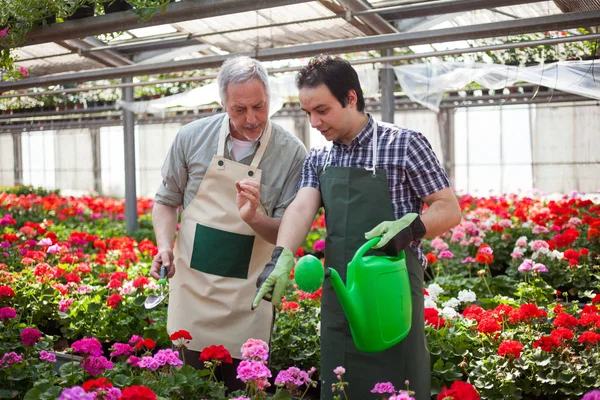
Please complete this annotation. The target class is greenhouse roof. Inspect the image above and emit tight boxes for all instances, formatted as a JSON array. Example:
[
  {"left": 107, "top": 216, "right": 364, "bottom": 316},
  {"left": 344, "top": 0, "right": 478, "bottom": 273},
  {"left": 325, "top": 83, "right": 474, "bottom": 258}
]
[{"left": 5, "top": 0, "right": 597, "bottom": 88}]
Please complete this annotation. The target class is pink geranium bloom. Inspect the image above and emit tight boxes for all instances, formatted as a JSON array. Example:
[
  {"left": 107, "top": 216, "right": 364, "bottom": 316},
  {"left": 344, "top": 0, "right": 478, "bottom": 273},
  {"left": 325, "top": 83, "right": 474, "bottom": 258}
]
[
  {"left": 0, "top": 27, "right": 8, "bottom": 37},
  {"left": 19, "top": 67, "right": 28, "bottom": 77}
]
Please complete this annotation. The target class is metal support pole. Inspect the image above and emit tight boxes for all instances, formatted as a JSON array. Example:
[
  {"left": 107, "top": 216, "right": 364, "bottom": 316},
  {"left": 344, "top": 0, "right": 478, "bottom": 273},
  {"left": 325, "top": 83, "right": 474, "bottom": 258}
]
[
  {"left": 12, "top": 132, "right": 23, "bottom": 186},
  {"left": 294, "top": 115, "right": 310, "bottom": 149},
  {"left": 122, "top": 78, "right": 138, "bottom": 232},
  {"left": 90, "top": 127, "right": 102, "bottom": 195},
  {"left": 380, "top": 48, "right": 395, "bottom": 123},
  {"left": 437, "top": 109, "right": 456, "bottom": 188}
]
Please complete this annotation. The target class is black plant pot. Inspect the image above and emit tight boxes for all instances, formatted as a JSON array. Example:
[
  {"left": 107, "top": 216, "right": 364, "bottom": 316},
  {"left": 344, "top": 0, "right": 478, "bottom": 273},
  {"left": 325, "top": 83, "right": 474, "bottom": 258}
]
[
  {"left": 67, "top": 1, "right": 95, "bottom": 20},
  {"left": 103, "top": 0, "right": 133, "bottom": 13}
]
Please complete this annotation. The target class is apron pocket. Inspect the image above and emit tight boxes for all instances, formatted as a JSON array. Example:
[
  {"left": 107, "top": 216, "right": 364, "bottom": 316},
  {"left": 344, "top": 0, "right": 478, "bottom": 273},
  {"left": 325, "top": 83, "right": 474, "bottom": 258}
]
[{"left": 189, "top": 223, "right": 255, "bottom": 279}]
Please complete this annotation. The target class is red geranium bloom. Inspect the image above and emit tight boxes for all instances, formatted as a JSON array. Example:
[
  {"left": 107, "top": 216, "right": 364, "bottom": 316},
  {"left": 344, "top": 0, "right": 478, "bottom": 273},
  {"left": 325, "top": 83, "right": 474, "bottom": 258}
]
[
  {"left": 199, "top": 345, "right": 233, "bottom": 364},
  {"left": 132, "top": 276, "right": 150, "bottom": 288},
  {"left": 577, "top": 331, "right": 600, "bottom": 345},
  {"left": 508, "top": 303, "right": 547, "bottom": 323},
  {"left": 282, "top": 301, "right": 300, "bottom": 311},
  {"left": 588, "top": 228, "right": 599, "bottom": 242},
  {"left": 533, "top": 336, "right": 560, "bottom": 352},
  {"left": 462, "top": 305, "right": 485, "bottom": 321},
  {"left": 82, "top": 378, "right": 113, "bottom": 392},
  {"left": 477, "top": 317, "right": 501, "bottom": 334},
  {"left": 120, "top": 385, "right": 157, "bottom": 400},
  {"left": 592, "top": 294, "right": 600, "bottom": 305},
  {"left": 437, "top": 380, "right": 480, "bottom": 400},
  {"left": 426, "top": 253, "right": 438, "bottom": 264},
  {"left": 550, "top": 327, "right": 574, "bottom": 341},
  {"left": 134, "top": 338, "right": 156, "bottom": 350},
  {"left": 169, "top": 330, "right": 193, "bottom": 342},
  {"left": 553, "top": 312, "right": 578, "bottom": 328},
  {"left": 498, "top": 340, "right": 524, "bottom": 359},
  {"left": 0, "top": 285, "right": 15, "bottom": 297},
  {"left": 107, "top": 294, "right": 122, "bottom": 309}
]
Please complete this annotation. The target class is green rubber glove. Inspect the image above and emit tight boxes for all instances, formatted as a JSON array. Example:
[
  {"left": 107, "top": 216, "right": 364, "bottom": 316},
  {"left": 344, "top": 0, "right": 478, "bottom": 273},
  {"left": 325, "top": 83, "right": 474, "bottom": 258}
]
[
  {"left": 365, "top": 213, "right": 426, "bottom": 255},
  {"left": 252, "top": 246, "right": 294, "bottom": 310}
]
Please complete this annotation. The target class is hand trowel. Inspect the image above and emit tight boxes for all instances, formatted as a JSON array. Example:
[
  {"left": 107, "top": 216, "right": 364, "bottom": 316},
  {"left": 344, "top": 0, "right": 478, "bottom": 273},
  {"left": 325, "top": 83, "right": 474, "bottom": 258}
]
[{"left": 144, "top": 265, "right": 170, "bottom": 309}]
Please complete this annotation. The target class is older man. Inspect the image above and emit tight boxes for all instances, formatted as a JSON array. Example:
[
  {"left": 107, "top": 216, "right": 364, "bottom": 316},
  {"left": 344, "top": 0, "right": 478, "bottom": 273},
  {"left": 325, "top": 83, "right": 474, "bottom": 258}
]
[{"left": 150, "top": 56, "right": 307, "bottom": 387}]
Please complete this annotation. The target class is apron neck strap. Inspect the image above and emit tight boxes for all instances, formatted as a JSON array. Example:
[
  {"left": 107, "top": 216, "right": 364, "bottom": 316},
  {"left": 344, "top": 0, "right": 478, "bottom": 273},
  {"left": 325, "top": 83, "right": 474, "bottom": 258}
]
[
  {"left": 324, "top": 119, "right": 378, "bottom": 176},
  {"left": 217, "top": 114, "right": 273, "bottom": 167}
]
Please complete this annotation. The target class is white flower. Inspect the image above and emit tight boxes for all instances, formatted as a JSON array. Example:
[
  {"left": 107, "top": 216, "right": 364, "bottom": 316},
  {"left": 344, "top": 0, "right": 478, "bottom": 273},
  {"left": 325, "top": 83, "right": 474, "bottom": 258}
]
[
  {"left": 119, "top": 281, "right": 135, "bottom": 296},
  {"left": 424, "top": 298, "right": 438, "bottom": 309},
  {"left": 457, "top": 289, "right": 477, "bottom": 303},
  {"left": 442, "top": 298, "right": 460, "bottom": 308},
  {"left": 427, "top": 283, "right": 445, "bottom": 300},
  {"left": 550, "top": 250, "right": 564, "bottom": 260},
  {"left": 440, "top": 307, "right": 458, "bottom": 320}
]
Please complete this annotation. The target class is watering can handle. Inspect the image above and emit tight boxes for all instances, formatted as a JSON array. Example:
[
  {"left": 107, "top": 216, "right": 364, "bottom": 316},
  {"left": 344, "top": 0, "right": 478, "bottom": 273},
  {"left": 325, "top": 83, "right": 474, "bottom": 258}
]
[{"left": 349, "top": 237, "right": 382, "bottom": 266}]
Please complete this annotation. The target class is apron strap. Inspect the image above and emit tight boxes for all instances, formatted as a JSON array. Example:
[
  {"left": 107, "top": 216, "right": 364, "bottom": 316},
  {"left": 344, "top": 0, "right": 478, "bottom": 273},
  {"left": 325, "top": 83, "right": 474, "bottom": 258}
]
[
  {"left": 217, "top": 114, "right": 273, "bottom": 168},
  {"left": 324, "top": 119, "right": 378, "bottom": 176}
]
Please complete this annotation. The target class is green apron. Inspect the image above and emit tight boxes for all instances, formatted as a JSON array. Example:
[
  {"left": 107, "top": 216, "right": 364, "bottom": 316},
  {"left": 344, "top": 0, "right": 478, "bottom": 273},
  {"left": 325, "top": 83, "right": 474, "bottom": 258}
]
[{"left": 318, "top": 121, "right": 430, "bottom": 400}]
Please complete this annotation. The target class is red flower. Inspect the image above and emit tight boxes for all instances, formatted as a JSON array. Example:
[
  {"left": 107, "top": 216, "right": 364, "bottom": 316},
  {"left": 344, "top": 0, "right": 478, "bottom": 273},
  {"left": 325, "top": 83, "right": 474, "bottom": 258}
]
[
  {"left": 588, "top": 228, "right": 599, "bottom": 242},
  {"left": 132, "top": 276, "right": 150, "bottom": 288},
  {"left": 477, "top": 317, "right": 501, "bottom": 334},
  {"left": 65, "top": 273, "right": 81, "bottom": 284},
  {"left": 475, "top": 253, "right": 493, "bottom": 265},
  {"left": 553, "top": 228, "right": 579, "bottom": 248},
  {"left": 199, "top": 345, "right": 233, "bottom": 364},
  {"left": 533, "top": 336, "right": 559, "bottom": 352},
  {"left": 169, "top": 330, "right": 193, "bottom": 342},
  {"left": 120, "top": 385, "right": 157, "bottom": 400},
  {"left": 426, "top": 253, "right": 438, "bottom": 264},
  {"left": 295, "top": 247, "right": 305, "bottom": 257},
  {"left": 134, "top": 338, "right": 156, "bottom": 350},
  {"left": 497, "top": 340, "right": 524, "bottom": 359},
  {"left": 462, "top": 305, "right": 485, "bottom": 321},
  {"left": 592, "top": 294, "right": 600, "bottom": 305},
  {"left": 282, "top": 301, "right": 300, "bottom": 311},
  {"left": 424, "top": 307, "right": 446, "bottom": 328},
  {"left": 437, "top": 380, "right": 480, "bottom": 400},
  {"left": 550, "top": 327, "right": 574, "bottom": 341},
  {"left": 553, "top": 312, "right": 578, "bottom": 328},
  {"left": 82, "top": 378, "right": 113, "bottom": 392},
  {"left": 508, "top": 303, "right": 547, "bottom": 323},
  {"left": 577, "top": 331, "right": 600, "bottom": 345},
  {"left": 0, "top": 285, "right": 15, "bottom": 297},
  {"left": 107, "top": 294, "right": 122, "bottom": 309}
]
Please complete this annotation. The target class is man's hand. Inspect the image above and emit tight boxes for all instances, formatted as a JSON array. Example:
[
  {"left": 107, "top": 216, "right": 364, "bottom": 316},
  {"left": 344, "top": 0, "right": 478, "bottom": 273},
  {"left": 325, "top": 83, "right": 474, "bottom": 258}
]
[
  {"left": 150, "top": 248, "right": 176, "bottom": 279},
  {"left": 236, "top": 179, "right": 262, "bottom": 224},
  {"left": 365, "top": 213, "right": 426, "bottom": 256},
  {"left": 252, "top": 247, "right": 294, "bottom": 310}
]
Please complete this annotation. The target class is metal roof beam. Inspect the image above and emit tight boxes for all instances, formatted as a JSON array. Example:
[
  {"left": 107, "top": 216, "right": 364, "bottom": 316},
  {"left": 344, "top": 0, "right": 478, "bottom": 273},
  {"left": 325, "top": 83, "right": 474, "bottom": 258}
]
[
  {"left": 11, "top": 0, "right": 312, "bottom": 49},
  {"left": 2, "top": 11, "right": 599, "bottom": 91},
  {"left": 361, "top": 0, "right": 549, "bottom": 20},
  {"left": 337, "top": 0, "right": 399, "bottom": 34}
]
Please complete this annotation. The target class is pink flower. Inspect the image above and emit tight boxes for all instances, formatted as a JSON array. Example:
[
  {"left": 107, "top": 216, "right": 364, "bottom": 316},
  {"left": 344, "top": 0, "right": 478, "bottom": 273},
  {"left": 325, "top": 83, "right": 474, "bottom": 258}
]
[
  {"left": 532, "top": 225, "right": 549, "bottom": 234},
  {"left": 126, "top": 355, "right": 140, "bottom": 367},
  {"left": 518, "top": 259, "right": 534, "bottom": 273},
  {"left": 241, "top": 338, "right": 269, "bottom": 361},
  {"left": 313, "top": 239, "right": 325, "bottom": 252},
  {"left": 390, "top": 392, "right": 415, "bottom": 400},
  {"left": 371, "top": 382, "right": 396, "bottom": 394},
  {"left": 72, "top": 337, "right": 103, "bottom": 356},
  {"left": 19, "top": 67, "right": 28, "bottom": 77},
  {"left": 47, "top": 244, "right": 60, "bottom": 254},
  {"left": 438, "top": 250, "right": 454, "bottom": 259},
  {"left": 530, "top": 240, "right": 549, "bottom": 251},
  {"left": 236, "top": 359, "right": 272, "bottom": 382},
  {"left": 37, "top": 238, "right": 53, "bottom": 246},
  {"left": 82, "top": 355, "right": 113, "bottom": 376},
  {"left": 110, "top": 343, "right": 134, "bottom": 357},
  {"left": 333, "top": 366, "right": 345, "bottom": 377},
  {"left": 461, "top": 257, "right": 476, "bottom": 264},
  {"left": 21, "top": 327, "right": 42, "bottom": 346},
  {"left": 533, "top": 263, "right": 548, "bottom": 273},
  {"left": 40, "top": 350, "right": 56, "bottom": 362},
  {"left": 0, "top": 352, "right": 22, "bottom": 367},
  {"left": 275, "top": 367, "right": 311, "bottom": 388},
  {"left": 59, "top": 297, "right": 74, "bottom": 312},
  {"left": 0, "top": 27, "right": 8, "bottom": 37},
  {"left": 0, "top": 307, "right": 17, "bottom": 320},
  {"left": 138, "top": 356, "right": 161, "bottom": 370},
  {"left": 430, "top": 238, "right": 449, "bottom": 251},
  {"left": 128, "top": 335, "right": 143, "bottom": 346}
]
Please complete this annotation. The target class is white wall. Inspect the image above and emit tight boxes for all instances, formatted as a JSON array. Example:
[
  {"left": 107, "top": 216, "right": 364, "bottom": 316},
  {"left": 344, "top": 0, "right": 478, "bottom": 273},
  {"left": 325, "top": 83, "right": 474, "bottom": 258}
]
[{"left": 0, "top": 135, "right": 14, "bottom": 187}]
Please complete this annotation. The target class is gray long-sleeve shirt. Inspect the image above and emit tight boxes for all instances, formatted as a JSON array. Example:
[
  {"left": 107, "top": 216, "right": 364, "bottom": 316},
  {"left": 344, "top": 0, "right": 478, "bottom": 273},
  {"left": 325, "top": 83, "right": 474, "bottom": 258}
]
[{"left": 155, "top": 113, "right": 308, "bottom": 218}]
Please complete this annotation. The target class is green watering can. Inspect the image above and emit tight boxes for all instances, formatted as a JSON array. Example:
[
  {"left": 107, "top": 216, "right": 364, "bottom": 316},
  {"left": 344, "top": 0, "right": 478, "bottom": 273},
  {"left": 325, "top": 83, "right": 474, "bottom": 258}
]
[{"left": 294, "top": 237, "right": 412, "bottom": 353}]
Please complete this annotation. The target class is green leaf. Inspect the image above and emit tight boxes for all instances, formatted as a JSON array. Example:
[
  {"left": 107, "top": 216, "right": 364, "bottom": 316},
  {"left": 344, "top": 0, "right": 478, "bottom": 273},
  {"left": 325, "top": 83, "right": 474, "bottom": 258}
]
[
  {"left": 111, "top": 374, "right": 132, "bottom": 387},
  {"left": 273, "top": 388, "right": 294, "bottom": 400},
  {"left": 58, "top": 361, "right": 81, "bottom": 378},
  {"left": 0, "top": 390, "right": 19, "bottom": 399}
]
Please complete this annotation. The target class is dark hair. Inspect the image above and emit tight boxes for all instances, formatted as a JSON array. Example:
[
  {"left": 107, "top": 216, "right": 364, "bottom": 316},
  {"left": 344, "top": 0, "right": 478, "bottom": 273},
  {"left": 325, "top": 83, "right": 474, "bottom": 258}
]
[{"left": 296, "top": 54, "right": 365, "bottom": 112}]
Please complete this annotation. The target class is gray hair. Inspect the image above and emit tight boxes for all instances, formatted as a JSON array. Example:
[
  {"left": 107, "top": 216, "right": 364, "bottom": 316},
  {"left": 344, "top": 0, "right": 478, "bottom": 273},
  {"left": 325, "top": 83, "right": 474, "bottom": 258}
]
[{"left": 217, "top": 56, "right": 270, "bottom": 104}]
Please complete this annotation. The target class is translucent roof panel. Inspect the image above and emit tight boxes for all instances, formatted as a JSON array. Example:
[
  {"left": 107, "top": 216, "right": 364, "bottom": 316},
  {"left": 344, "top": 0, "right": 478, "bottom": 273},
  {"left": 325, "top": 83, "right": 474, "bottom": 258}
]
[{"left": 172, "top": 3, "right": 367, "bottom": 54}]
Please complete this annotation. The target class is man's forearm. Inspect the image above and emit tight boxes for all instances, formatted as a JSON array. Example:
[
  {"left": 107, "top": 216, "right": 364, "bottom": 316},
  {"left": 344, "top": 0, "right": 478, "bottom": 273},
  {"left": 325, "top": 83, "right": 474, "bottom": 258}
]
[
  {"left": 246, "top": 213, "right": 280, "bottom": 245},
  {"left": 152, "top": 203, "right": 179, "bottom": 250},
  {"left": 276, "top": 200, "right": 317, "bottom": 252},
  {"left": 420, "top": 198, "right": 462, "bottom": 239}
]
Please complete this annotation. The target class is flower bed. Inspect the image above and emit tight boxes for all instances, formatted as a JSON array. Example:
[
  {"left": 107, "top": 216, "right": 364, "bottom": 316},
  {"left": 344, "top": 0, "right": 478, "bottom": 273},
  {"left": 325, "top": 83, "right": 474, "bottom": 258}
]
[{"left": 1, "top": 187, "right": 599, "bottom": 399}]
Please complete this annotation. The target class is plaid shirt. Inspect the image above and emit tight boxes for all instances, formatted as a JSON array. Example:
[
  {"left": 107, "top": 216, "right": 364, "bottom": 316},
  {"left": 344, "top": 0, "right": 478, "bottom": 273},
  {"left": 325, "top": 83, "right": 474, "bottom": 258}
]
[{"left": 298, "top": 114, "right": 450, "bottom": 267}]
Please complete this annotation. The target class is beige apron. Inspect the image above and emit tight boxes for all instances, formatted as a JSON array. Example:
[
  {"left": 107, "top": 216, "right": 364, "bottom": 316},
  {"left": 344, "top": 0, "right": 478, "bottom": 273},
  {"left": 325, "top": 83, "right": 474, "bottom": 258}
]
[{"left": 167, "top": 115, "right": 275, "bottom": 359}]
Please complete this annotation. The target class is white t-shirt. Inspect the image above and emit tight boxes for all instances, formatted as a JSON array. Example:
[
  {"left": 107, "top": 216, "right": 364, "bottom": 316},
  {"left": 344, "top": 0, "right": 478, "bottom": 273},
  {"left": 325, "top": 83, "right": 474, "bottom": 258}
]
[{"left": 230, "top": 136, "right": 256, "bottom": 161}]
